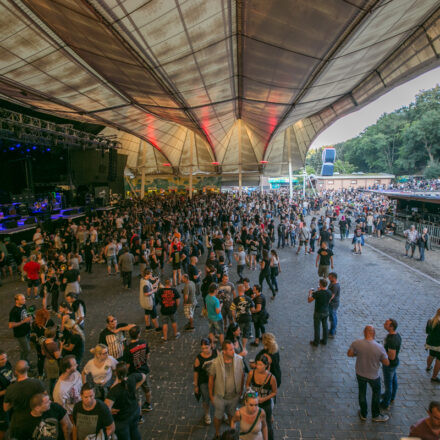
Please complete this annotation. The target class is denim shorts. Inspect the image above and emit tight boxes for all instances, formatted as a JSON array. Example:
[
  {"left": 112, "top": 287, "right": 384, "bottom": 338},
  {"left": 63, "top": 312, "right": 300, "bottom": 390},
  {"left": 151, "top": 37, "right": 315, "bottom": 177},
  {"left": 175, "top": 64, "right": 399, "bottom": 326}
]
[{"left": 107, "top": 255, "right": 117, "bottom": 267}]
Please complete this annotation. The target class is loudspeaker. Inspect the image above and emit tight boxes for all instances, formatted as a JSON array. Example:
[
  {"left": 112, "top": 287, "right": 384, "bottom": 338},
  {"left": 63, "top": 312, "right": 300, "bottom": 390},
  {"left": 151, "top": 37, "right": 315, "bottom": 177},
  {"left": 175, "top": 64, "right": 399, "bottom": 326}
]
[
  {"left": 321, "top": 163, "right": 334, "bottom": 176},
  {"left": 108, "top": 149, "right": 117, "bottom": 182},
  {"left": 5, "top": 220, "right": 18, "bottom": 229}
]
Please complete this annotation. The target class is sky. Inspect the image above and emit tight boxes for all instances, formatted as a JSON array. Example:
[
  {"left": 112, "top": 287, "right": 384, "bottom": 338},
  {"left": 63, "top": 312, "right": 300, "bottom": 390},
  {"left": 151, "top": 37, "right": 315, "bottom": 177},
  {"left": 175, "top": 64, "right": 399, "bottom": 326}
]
[{"left": 309, "top": 66, "right": 440, "bottom": 150}]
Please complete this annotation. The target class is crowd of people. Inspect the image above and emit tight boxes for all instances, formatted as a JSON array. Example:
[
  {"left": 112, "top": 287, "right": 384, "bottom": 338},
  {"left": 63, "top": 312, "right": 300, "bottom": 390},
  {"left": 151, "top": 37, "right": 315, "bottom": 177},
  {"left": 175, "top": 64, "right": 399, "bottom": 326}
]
[{"left": 0, "top": 188, "right": 437, "bottom": 439}]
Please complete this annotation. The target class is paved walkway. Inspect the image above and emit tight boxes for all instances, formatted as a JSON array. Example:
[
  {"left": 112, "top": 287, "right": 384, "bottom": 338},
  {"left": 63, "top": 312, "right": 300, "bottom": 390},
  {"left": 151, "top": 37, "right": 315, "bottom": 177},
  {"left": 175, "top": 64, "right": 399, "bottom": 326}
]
[{"left": 1, "top": 236, "right": 439, "bottom": 440}]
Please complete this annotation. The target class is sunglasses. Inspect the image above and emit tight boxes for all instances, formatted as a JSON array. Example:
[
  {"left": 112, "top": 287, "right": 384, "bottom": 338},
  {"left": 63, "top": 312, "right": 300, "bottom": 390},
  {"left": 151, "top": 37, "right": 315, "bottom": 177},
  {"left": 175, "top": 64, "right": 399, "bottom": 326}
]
[{"left": 245, "top": 391, "right": 258, "bottom": 398}]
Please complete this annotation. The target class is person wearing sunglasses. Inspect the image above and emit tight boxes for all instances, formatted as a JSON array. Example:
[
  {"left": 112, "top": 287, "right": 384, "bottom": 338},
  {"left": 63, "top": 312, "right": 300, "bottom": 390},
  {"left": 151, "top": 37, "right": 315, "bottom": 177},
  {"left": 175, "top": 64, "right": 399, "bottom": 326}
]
[
  {"left": 230, "top": 390, "right": 268, "bottom": 440},
  {"left": 82, "top": 344, "right": 117, "bottom": 400},
  {"left": 246, "top": 355, "right": 277, "bottom": 440}
]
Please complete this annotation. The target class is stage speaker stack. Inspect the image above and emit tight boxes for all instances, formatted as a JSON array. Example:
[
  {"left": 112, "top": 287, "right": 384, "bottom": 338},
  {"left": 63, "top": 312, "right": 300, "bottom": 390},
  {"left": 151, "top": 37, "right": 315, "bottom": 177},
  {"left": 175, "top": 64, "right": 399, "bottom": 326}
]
[
  {"left": 321, "top": 147, "right": 336, "bottom": 176},
  {"left": 108, "top": 149, "right": 118, "bottom": 182}
]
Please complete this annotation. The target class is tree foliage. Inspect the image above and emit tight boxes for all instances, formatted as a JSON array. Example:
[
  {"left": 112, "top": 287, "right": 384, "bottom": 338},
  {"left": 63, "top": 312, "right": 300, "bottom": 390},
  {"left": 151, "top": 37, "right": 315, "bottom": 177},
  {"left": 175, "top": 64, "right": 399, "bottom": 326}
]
[{"left": 330, "top": 85, "right": 440, "bottom": 176}]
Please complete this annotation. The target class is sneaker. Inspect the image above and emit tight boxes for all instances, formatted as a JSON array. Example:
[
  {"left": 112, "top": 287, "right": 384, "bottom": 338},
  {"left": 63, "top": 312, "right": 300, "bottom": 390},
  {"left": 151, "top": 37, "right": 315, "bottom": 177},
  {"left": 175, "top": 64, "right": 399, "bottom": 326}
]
[
  {"left": 155, "top": 327, "right": 162, "bottom": 332},
  {"left": 145, "top": 325, "right": 154, "bottom": 331},
  {"left": 142, "top": 402, "right": 153, "bottom": 412},
  {"left": 431, "top": 377, "right": 440, "bottom": 383},
  {"left": 175, "top": 332, "right": 181, "bottom": 339},
  {"left": 184, "top": 326, "right": 195, "bottom": 332},
  {"left": 138, "top": 415, "right": 145, "bottom": 424},
  {"left": 372, "top": 414, "right": 389, "bottom": 422},
  {"left": 161, "top": 336, "right": 167, "bottom": 342},
  {"left": 358, "top": 410, "right": 367, "bottom": 421},
  {"left": 328, "top": 334, "right": 335, "bottom": 339},
  {"left": 204, "top": 414, "right": 212, "bottom": 425},
  {"left": 309, "top": 341, "right": 319, "bottom": 347}
]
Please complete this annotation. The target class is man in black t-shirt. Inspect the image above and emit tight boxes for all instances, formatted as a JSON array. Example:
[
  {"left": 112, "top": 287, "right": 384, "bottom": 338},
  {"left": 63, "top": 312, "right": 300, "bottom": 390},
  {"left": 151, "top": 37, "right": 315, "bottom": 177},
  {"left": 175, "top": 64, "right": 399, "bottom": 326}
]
[
  {"left": 4, "top": 360, "right": 46, "bottom": 438},
  {"left": 123, "top": 325, "right": 153, "bottom": 412},
  {"left": 308, "top": 279, "right": 332, "bottom": 347},
  {"left": 381, "top": 318, "right": 402, "bottom": 410},
  {"left": 0, "top": 350, "right": 13, "bottom": 437},
  {"left": 73, "top": 383, "right": 114, "bottom": 440},
  {"left": 8, "top": 294, "right": 32, "bottom": 361},
  {"left": 230, "top": 284, "right": 254, "bottom": 349},
  {"left": 15, "top": 392, "right": 71, "bottom": 440},
  {"left": 156, "top": 279, "right": 180, "bottom": 341},
  {"left": 328, "top": 272, "right": 341, "bottom": 338},
  {"left": 316, "top": 242, "right": 334, "bottom": 278}
]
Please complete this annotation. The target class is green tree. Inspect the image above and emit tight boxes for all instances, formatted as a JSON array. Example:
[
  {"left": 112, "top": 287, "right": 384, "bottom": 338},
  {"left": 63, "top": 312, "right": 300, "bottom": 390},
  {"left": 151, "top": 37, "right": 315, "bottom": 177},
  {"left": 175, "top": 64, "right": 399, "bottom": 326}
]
[
  {"left": 424, "top": 160, "right": 440, "bottom": 179},
  {"left": 305, "top": 147, "right": 323, "bottom": 173},
  {"left": 333, "top": 160, "right": 356, "bottom": 174}
]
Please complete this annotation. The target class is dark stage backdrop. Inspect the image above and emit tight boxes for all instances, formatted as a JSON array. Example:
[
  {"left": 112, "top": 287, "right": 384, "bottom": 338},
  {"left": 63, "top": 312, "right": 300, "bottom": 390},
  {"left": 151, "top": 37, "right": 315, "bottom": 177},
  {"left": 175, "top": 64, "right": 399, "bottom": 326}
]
[{"left": 70, "top": 150, "right": 127, "bottom": 195}]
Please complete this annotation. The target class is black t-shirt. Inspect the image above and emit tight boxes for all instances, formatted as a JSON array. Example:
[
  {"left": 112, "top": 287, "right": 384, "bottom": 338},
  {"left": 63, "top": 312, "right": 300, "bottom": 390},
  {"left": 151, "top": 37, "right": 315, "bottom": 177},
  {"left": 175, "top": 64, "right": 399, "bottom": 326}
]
[
  {"left": 231, "top": 295, "right": 254, "bottom": 323},
  {"left": 106, "top": 373, "right": 142, "bottom": 422},
  {"left": 253, "top": 294, "right": 266, "bottom": 316},
  {"left": 328, "top": 282, "right": 340, "bottom": 308},
  {"left": 188, "top": 264, "right": 201, "bottom": 284},
  {"left": 64, "top": 269, "right": 79, "bottom": 283},
  {"left": 14, "top": 402, "right": 66, "bottom": 440},
  {"left": 73, "top": 399, "right": 113, "bottom": 440},
  {"left": 124, "top": 339, "right": 150, "bottom": 374},
  {"left": 156, "top": 288, "right": 180, "bottom": 315},
  {"left": 317, "top": 248, "right": 333, "bottom": 266},
  {"left": 195, "top": 351, "right": 218, "bottom": 385},
  {"left": 0, "top": 361, "right": 13, "bottom": 409},
  {"left": 5, "top": 378, "right": 46, "bottom": 432},
  {"left": 384, "top": 333, "right": 402, "bottom": 368},
  {"left": 99, "top": 324, "right": 128, "bottom": 360},
  {"left": 9, "top": 305, "right": 31, "bottom": 338},
  {"left": 62, "top": 332, "right": 84, "bottom": 361},
  {"left": 312, "top": 289, "right": 332, "bottom": 314},
  {"left": 320, "top": 230, "right": 330, "bottom": 243}
]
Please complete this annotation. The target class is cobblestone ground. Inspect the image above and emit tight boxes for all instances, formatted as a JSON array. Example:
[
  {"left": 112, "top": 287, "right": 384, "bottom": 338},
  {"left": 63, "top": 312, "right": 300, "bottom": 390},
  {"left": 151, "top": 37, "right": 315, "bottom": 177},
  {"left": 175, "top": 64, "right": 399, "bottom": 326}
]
[{"left": 0, "top": 235, "right": 439, "bottom": 440}]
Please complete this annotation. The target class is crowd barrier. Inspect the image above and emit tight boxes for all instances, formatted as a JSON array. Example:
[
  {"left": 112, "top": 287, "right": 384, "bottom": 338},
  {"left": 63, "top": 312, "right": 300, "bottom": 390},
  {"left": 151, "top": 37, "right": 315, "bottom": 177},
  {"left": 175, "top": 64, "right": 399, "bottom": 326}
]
[{"left": 384, "top": 214, "right": 439, "bottom": 249}]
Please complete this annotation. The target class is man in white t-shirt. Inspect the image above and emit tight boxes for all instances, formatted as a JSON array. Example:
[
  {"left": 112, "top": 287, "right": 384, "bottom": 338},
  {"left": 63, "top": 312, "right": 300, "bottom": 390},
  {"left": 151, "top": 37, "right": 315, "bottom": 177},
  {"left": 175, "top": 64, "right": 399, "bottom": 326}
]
[{"left": 53, "top": 355, "right": 82, "bottom": 415}]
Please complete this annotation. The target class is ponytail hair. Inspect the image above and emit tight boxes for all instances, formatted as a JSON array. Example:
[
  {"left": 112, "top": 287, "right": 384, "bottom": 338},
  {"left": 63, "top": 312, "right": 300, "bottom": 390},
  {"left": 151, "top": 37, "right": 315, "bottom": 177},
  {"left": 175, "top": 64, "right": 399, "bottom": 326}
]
[{"left": 116, "top": 362, "right": 129, "bottom": 389}]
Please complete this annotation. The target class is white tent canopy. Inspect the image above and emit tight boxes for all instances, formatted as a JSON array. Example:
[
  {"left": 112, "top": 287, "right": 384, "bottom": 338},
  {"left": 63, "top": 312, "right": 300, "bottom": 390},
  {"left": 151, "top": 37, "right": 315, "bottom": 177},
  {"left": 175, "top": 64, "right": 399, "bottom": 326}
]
[{"left": 0, "top": 0, "right": 439, "bottom": 176}]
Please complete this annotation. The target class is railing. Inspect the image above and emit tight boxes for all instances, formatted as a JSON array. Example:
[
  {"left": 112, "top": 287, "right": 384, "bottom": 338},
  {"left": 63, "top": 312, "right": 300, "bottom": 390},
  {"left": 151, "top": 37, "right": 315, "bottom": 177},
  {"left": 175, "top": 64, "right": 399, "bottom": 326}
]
[{"left": 384, "top": 214, "right": 439, "bottom": 248}]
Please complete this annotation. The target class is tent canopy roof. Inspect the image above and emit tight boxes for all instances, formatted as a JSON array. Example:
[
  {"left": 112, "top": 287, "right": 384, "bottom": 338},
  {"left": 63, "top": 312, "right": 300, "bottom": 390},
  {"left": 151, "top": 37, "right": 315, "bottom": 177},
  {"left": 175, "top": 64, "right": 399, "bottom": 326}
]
[{"left": 1, "top": 0, "right": 439, "bottom": 176}]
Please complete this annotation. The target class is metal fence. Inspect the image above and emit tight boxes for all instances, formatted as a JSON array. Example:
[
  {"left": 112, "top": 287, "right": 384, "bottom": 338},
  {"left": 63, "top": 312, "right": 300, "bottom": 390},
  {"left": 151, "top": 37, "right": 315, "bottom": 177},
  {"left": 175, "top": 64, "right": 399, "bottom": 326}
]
[{"left": 384, "top": 214, "right": 439, "bottom": 248}]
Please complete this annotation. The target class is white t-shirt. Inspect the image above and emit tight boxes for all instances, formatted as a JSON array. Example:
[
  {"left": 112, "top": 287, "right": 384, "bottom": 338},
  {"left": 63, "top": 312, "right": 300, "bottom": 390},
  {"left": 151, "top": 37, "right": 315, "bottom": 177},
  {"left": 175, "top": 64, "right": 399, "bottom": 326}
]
[
  {"left": 83, "top": 356, "right": 117, "bottom": 385},
  {"left": 33, "top": 232, "right": 43, "bottom": 245},
  {"left": 53, "top": 371, "right": 82, "bottom": 415}
]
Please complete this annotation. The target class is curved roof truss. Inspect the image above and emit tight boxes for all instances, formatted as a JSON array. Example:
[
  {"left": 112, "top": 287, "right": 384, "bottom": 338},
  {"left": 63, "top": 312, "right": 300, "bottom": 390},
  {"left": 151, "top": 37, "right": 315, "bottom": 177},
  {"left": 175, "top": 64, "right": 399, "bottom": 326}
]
[{"left": 0, "top": 0, "right": 438, "bottom": 176}]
